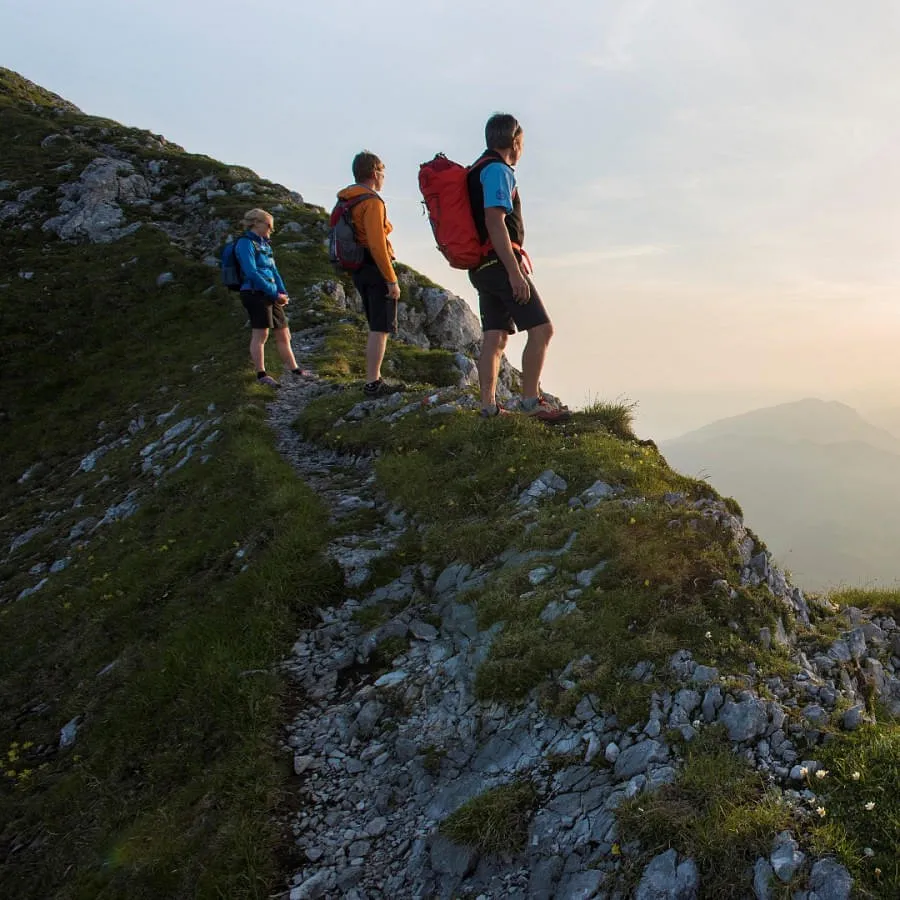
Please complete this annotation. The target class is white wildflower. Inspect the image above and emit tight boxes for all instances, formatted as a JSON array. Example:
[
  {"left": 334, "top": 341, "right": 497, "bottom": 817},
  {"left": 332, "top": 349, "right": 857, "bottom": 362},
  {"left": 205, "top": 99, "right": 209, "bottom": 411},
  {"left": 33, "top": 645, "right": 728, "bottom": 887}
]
[{"left": 865, "top": 801, "right": 876, "bottom": 811}]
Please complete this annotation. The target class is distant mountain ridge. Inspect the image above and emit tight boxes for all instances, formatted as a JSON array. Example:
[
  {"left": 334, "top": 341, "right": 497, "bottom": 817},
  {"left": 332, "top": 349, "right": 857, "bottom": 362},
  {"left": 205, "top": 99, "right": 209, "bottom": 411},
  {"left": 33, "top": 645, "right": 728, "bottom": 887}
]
[
  {"left": 669, "top": 397, "right": 900, "bottom": 455},
  {"left": 662, "top": 398, "right": 900, "bottom": 589},
  {"left": 866, "top": 405, "right": 900, "bottom": 440}
]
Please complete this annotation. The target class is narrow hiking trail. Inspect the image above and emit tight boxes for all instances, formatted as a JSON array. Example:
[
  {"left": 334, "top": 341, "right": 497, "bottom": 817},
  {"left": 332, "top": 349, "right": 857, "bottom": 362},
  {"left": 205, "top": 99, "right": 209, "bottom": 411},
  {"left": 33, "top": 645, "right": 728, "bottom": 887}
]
[{"left": 263, "top": 328, "right": 622, "bottom": 899}]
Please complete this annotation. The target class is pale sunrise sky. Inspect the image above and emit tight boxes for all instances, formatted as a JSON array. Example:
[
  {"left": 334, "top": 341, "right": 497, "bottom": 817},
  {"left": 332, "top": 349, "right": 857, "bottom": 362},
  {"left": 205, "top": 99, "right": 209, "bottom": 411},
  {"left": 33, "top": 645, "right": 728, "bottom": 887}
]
[{"left": 4, "top": 0, "right": 900, "bottom": 436}]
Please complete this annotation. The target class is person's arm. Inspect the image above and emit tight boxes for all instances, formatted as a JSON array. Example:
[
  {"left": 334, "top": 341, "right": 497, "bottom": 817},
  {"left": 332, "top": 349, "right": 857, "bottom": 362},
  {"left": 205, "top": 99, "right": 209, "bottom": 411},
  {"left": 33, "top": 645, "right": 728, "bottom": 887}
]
[
  {"left": 235, "top": 238, "right": 277, "bottom": 297},
  {"left": 272, "top": 259, "right": 288, "bottom": 302},
  {"left": 361, "top": 199, "right": 398, "bottom": 290},
  {"left": 484, "top": 208, "right": 528, "bottom": 303}
]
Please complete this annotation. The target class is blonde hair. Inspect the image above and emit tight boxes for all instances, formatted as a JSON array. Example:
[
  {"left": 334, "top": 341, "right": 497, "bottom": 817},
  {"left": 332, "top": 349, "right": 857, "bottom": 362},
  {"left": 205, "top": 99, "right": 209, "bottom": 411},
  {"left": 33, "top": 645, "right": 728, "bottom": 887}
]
[{"left": 242, "top": 208, "right": 273, "bottom": 231}]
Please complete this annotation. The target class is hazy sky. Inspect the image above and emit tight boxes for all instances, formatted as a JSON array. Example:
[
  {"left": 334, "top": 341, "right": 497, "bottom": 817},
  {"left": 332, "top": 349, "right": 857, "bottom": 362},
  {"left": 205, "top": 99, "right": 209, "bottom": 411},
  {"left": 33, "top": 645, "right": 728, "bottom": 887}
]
[{"left": 4, "top": 0, "right": 900, "bottom": 436}]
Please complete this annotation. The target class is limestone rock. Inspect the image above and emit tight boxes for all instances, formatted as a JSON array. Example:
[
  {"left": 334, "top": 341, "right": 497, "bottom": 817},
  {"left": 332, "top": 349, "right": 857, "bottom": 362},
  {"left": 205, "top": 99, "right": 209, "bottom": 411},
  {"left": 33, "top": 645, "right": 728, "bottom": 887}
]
[
  {"left": 614, "top": 739, "right": 668, "bottom": 780},
  {"left": 635, "top": 848, "right": 700, "bottom": 899},
  {"left": 717, "top": 697, "right": 769, "bottom": 742},
  {"left": 42, "top": 157, "right": 149, "bottom": 242},
  {"left": 808, "top": 858, "right": 852, "bottom": 900},
  {"left": 770, "top": 831, "right": 805, "bottom": 883}
]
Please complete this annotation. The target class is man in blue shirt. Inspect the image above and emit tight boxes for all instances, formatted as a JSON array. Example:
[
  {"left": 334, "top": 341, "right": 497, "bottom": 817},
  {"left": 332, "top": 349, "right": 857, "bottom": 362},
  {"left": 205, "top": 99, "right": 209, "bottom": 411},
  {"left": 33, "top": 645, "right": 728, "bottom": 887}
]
[{"left": 466, "top": 114, "right": 568, "bottom": 422}]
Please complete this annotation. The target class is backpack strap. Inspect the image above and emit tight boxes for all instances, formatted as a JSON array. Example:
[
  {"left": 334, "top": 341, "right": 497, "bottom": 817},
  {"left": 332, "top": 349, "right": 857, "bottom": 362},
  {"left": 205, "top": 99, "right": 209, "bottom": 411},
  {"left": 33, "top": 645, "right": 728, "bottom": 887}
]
[
  {"left": 342, "top": 190, "right": 383, "bottom": 211},
  {"left": 467, "top": 156, "right": 521, "bottom": 261},
  {"left": 232, "top": 233, "right": 250, "bottom": 271}
]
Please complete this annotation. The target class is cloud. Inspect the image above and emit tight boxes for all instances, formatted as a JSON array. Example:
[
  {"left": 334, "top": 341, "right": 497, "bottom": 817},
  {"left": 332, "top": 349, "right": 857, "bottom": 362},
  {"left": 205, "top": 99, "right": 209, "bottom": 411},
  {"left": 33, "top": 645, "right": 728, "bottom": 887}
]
[
  {"left": 540, "top": 244, "right": 668, "bottom": 268},
  {"left": 585, "top": 176, "right": 648, "bottom": 201},
  {"left": 581, "top": 0, "right": 655, "bottom": 70}
]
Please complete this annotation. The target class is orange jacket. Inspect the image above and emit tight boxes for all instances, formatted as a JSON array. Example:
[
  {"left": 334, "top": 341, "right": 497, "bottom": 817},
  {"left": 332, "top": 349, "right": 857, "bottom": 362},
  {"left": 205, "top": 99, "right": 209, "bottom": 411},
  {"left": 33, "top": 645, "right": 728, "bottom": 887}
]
[{"left": 337, "top": 185, "right": 396, "bottom": 283}]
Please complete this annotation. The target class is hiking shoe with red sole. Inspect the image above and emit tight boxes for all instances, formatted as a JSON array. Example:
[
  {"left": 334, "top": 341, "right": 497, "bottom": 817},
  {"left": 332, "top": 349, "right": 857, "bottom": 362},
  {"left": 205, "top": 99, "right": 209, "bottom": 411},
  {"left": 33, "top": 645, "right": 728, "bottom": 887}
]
[{"left": 521, "top": 397, "right": 572, "bottom": 422}]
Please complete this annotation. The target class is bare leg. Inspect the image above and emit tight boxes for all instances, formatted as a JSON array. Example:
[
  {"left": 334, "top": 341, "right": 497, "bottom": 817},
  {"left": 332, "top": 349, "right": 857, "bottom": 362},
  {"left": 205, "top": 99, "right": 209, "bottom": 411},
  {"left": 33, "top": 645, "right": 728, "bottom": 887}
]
[
  {"left": 366, "top": 331, "right": 389, "bottom": 382},
  {"left": 521, "top": 322, "right": 554, "bottom": 400},
  {"left": 478, "top": 330, "right": 508, "bottom": 409},
  {"left": 250, "top": 328, "right": 269, "bottom": 372},
  {"left": 274, "top": 327, "right": 299, "bottom": 370}
]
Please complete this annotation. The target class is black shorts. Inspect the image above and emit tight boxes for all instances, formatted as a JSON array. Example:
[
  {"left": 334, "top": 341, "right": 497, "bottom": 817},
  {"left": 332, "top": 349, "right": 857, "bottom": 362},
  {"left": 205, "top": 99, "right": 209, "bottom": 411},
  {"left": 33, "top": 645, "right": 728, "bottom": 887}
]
[
  {"left": 241, "top": 290, "right": 287, "bottom": 330},
  {"left": 468, "top": 258, "right": 550, "bottom": 334},
  {"left": 352, "top": 264, "right": 398, "bottom": 334}
]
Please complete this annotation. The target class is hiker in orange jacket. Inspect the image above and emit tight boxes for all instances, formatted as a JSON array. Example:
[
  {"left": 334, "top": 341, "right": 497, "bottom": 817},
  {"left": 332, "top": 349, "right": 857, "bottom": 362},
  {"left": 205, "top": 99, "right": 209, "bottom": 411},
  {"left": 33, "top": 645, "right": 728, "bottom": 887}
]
[{"left": 336, "top": 152, "right": 401, "bottom": 398}]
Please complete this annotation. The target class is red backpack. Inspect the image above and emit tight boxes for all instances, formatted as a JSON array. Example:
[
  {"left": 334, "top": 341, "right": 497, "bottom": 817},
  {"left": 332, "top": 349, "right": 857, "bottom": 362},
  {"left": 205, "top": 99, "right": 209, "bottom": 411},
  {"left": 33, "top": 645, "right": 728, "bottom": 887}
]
[{"left": 418, "top": 153, "right": 494, "bottom": 269}]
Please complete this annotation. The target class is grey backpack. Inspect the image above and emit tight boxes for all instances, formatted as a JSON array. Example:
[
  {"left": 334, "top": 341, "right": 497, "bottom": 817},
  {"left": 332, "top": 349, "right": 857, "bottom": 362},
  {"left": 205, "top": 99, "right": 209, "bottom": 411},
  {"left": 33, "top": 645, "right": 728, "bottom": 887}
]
[{"left": 327, "top": 192, "right": 382, "bottom": 271}]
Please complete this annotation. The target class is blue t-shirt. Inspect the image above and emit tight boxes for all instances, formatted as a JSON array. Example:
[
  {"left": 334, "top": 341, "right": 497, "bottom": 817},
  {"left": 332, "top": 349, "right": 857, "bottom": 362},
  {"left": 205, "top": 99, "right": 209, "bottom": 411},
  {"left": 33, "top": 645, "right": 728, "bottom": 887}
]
[{"left": 480, "top": 162, "right": 516, "bottom": 213}]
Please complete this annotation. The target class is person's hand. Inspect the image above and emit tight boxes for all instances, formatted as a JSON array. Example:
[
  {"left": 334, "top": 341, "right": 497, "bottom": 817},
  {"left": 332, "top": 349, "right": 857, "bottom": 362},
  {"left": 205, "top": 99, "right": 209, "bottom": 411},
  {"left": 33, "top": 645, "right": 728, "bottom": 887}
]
[
  {"left": 276, "top": 293, "right": 289, "bottom": 306},
  {"left": 509, "top": 268, "right": 531, "bottom": 304},
  {"left": 386, "top": 282, "right": 401, "bottom": 301}
]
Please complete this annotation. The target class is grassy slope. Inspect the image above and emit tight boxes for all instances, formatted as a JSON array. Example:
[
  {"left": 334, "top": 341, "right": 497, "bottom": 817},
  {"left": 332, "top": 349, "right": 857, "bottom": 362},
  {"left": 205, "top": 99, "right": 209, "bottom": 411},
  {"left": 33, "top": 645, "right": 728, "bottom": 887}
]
[
  {"left": 2, "top": 68, "right": 898, "bottom": 899},
  {"left": 0, "top": 70, "right": 344, "bottom": 899}
]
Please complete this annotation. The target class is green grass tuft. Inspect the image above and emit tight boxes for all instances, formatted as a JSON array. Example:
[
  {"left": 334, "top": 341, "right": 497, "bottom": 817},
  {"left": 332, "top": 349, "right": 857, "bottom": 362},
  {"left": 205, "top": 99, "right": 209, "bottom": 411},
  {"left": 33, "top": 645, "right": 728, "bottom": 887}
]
[
  {"left": 810, "top": 724, "right": 900, "bottom": 897},
  {"left": 617, "top": 728, "right": 795, "bottom": 900},
  {"left": 440, "top": 780, "right": 538, "bottom": 854},
  {"left": 829, "top": 587, "right": 900, "bottom": 620},
  {"left": 580, "top": 396, "right": 638, "bottom": 441}
]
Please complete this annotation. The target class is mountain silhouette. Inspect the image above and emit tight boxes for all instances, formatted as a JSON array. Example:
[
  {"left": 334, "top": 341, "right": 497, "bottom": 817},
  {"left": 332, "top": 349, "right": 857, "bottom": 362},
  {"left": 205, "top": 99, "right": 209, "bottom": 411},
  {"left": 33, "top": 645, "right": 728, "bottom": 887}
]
[{"left": 662, "top": 399, "right": 900, "bottom": 590}]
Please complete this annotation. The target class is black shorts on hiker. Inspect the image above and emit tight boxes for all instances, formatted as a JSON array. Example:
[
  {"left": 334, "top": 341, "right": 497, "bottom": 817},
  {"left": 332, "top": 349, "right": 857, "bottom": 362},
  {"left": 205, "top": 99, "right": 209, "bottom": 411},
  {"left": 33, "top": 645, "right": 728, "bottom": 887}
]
[
  {"left": 241, "top": 290, "right": 287, "bottom": 330},
  {"left": 352, "top": 263, "right": 398, "bottom": 334},
  {"left": 468, "top": 257, "right": 550, "bottom": 334}
]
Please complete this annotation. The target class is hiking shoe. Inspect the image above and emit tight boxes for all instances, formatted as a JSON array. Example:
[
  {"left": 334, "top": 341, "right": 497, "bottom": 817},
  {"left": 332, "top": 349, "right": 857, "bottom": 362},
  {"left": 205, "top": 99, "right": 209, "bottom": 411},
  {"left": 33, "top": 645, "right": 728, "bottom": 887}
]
[
  {"left": 291, "top": 368, "right": 316, "bottom": 380},
  {"left": 364, "top": 378, "right": 385, "bottom": 398},
  {"left": 257, "top": 374, "right": 281, "bottom": 388},
  {"left": 520, "top": 396, "right": 572, "bottom": 422},
  {"left": 363, "top": 378, "right": 406, "bottom": 398},
  {"left": 479, "top": 404, "right": 510, "bottom": 419},
  {"left": 538, "top": 393, "right": 569, "bottom": 413}
]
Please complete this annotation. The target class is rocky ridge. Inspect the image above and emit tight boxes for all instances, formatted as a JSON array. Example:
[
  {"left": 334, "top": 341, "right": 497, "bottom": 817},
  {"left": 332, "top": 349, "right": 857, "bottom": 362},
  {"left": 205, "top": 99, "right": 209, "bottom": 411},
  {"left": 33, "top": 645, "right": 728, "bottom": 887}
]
[{"left": 259, "top": 330, "right": 900, "bottom": 899}]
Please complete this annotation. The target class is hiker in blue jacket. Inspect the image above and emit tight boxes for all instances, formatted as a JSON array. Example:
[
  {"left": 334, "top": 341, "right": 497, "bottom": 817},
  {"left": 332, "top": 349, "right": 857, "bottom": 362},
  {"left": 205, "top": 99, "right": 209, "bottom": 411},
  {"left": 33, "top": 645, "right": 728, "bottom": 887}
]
[{"left": 236, "top": 208, "right": 310, "bottom": 387}]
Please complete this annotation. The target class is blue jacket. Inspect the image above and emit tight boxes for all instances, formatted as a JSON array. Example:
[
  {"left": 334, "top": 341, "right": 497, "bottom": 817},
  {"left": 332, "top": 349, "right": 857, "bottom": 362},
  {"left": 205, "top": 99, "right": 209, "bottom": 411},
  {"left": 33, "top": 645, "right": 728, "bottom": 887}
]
[{"left": 236, "top": 231, "right": 286, "bottom": 298}]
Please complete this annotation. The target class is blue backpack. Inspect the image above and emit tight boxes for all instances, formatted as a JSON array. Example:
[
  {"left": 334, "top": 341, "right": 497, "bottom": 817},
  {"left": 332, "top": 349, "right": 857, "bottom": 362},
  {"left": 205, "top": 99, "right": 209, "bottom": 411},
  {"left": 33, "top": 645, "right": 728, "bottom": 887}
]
[{"left": 220, "top": 236, "right": 248, "bottom": 291}]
